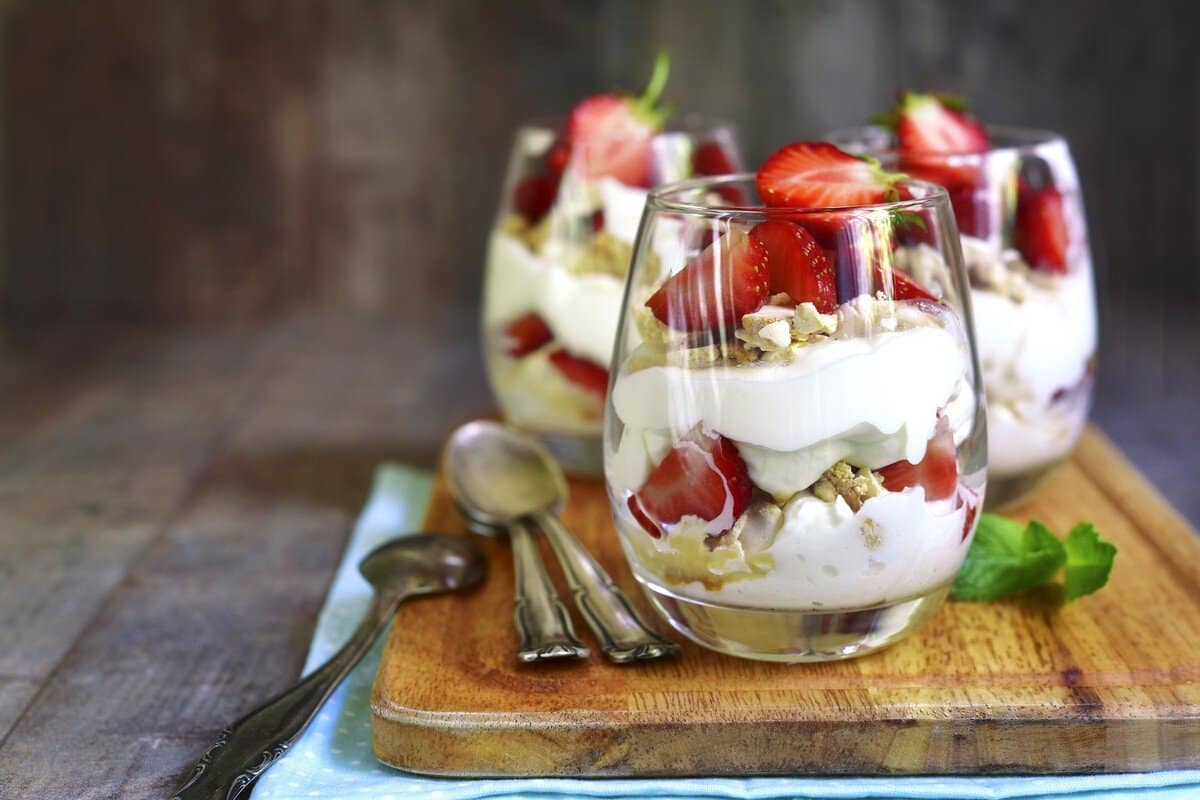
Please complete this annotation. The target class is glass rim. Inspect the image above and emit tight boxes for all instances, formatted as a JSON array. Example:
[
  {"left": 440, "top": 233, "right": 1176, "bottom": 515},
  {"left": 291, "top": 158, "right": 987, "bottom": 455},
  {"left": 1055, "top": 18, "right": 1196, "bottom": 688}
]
[
  {"left": 515, "top": 112, "right": 737, "bottom": 141},
  {"left": 646, "top": 173, "right": 950, "bottom": 219},
  {"left": 827, "top": 123, "right": 1067, "bottom": 158}
]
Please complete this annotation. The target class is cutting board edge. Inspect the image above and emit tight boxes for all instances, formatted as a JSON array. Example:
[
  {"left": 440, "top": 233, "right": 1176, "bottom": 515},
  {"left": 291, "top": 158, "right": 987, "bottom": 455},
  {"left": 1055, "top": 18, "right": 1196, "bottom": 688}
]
[{"left": 370, "top": 710, "right": 1200, "bottom": 777}]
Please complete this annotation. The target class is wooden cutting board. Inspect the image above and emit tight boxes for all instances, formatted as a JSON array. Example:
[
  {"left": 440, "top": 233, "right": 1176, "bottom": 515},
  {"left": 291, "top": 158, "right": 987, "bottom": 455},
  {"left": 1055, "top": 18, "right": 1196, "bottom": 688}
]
[{"left": 370, "top": 427, "right": 1200, "bottom": 777}]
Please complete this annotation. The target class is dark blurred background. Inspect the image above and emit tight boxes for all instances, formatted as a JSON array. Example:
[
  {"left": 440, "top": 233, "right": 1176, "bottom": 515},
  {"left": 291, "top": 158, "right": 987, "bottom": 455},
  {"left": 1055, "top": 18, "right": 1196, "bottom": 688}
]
[{"left": 1, "top": 0, "right": 1197, "bottom": 517}]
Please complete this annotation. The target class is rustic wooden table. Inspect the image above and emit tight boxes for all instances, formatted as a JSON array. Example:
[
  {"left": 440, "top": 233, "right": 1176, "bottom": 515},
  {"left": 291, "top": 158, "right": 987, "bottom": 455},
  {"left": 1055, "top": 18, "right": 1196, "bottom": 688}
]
[{"left": 0, "top": 314, "right": 1194, "bottom": 799}]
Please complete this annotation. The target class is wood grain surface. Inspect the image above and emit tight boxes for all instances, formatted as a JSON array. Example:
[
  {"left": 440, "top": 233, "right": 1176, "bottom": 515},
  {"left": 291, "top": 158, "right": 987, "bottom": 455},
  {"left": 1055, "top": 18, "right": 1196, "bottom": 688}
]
[{"left": 371, "top": 428, "right": 1200, "bottom": 777}]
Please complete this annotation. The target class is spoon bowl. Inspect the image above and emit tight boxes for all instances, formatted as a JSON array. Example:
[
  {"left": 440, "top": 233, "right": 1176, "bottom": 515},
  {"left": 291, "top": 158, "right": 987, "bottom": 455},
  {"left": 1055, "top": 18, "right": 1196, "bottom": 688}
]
[
  {"left": 359, "top": 533, "right": 485, "bottom": 597},
  {"left": 445, "top": 420, "right": 566, "bottom": 529}
]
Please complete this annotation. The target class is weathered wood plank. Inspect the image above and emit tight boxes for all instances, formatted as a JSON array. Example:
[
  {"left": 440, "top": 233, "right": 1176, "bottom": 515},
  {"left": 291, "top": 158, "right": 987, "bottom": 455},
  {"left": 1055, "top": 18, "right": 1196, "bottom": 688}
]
[
  {"left": 0, "top": 326, "right": 281, "bottom": 687},
  {"left": 0, "top": 315, "right": 492, "bottom": 799}
]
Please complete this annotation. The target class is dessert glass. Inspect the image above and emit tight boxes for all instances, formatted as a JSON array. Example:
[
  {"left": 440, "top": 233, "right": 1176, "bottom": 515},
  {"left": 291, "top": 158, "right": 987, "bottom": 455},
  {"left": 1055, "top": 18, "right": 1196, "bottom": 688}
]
[
  {"left": 482, "top": 119, "right": 741, "bottom": 476},
  {"left": 829, "top": 125, "right": 1097, "bottom": 509},
  {"left": 604, "top": 175, "right": 987, "bottom": 662}
]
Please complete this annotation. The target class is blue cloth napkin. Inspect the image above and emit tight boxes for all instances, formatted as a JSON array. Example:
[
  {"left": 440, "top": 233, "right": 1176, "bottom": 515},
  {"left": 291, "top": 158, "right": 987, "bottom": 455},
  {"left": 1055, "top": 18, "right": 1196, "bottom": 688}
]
[{"left": 252, "top": 465, "right": 1200, "bottom": 800}]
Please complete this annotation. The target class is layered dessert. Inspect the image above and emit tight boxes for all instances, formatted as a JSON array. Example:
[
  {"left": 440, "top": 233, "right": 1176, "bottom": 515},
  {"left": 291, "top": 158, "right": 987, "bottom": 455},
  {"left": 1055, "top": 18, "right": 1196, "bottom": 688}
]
[
  {"left": 851, "top": 94, "right": 1097, "bottom": 500},
  {"left": 605, "top": 143, "right": 983, "bottom": 618},
  {"left": 483, "top": 55, "right": 740, "bottom": 467}
]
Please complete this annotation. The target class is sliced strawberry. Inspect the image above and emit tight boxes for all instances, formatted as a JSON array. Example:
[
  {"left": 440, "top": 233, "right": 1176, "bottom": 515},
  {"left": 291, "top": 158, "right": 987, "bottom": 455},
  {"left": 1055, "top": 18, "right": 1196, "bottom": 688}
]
[
  {"left": 627, "top": 495, "right": 663, "bottom": 538},
  {"left": 501, "top": 313, "right": 553, "bottom": 357},
  {"left": 512, "top": 173, "right": 559, "bottom": 224},
  {"left": 627, "top": 435, "right": 753, "bottom": 538},
  {"left": 545, "top": 140, "right": 571, "bottom": 176},
  {"left": 891, "top": 92, "right": 990, "bottom": 155},
  {"left": 948, "top": 183, "right": 992, "bottom": 239},
  {"left": 1014, "top": 179, "right": 1069, "bottom": 273},
  {"left": 750, "top": 220, "right": 837, "bottom": 312},
  {"left": 757, "top": 142, "right": 902, "bottom": 209},
  {"left": 957, "top": 485, "right": 980, "bottom": 543},
  {"left": 886, "top": 267, "right": 939, "bottom": 302},
  {"left": 548, "top": 349, "right": 609, "bottom": 396},
  {"left": 691, "top": 140, "right": 747, "bottom": 205},
  {"left": 878, "top": 419, "right": 958, "bottom": 501},
  {"left": 692, "top": 141, "right": 737, "bottom": 176},
  {"left": 591, "top": 209, "right": 605, "bottom": 232},
  {"left": 567, "top": 52, "right": 672, "bottom": 187},
  {"left": 646, "top": 229, "right": 769, "bottom": 333},
  {"left": 824, "top": 214, "right": 939, "bottom": 303}
]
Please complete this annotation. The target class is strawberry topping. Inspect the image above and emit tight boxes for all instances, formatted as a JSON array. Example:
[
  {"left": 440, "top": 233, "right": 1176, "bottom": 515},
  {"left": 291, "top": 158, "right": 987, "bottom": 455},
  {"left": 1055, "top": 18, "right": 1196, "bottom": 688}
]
[
  {"left": 692, "top": 141, "right": 737, "bottom": 176},
  {"left": 547, "top": 349, "right": 609, "bottom": 396},
  {"left": 501, "top": 313, "right": 553, "bottom": 357},
  {"left": 512, "top": 173, "right": 559, "bottom": 224},
  {"left": 1014, "top": 179, "right": 1069, "bottom": 273},
  {"left": 757, "top": 142, "right": 902, "bottom": 209},
  {"left": 891, "top": 92, "right": 990, "bottom": 155},
  {"left": 749, "top": 220, "right": 837, "bottom": 312},
  {"left": 566, "top": 52, "right": 672, "bottom": 187},
  {"left": 646, "top": 229, "right": 769, "bottom": 333},
  {"left": 627, "top": 434, "right": 753, "bottom": 539},
  {"left": 693, "top": 140, "right": 746, "bottom": 204},
  {"left": 877, "top": 418, "right": 959, "bottom": 501}
]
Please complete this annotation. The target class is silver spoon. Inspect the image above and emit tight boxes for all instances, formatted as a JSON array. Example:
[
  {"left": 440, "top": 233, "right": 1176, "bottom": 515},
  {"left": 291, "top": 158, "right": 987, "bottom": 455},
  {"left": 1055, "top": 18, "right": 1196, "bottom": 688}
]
[
  {"left": 170, "top": 533, "right": 484, "bottom": 800},
  {"left": 447, "top": 421, "right": 678, "bottom": 663},
  {"left": 446, "top": 422, "right": 590, "bottom": 662}
]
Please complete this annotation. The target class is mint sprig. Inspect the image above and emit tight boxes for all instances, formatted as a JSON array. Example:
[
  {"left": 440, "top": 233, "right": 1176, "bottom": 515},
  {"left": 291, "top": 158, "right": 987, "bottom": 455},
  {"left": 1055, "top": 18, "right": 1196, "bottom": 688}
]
[
  {"left": 950, "top": 514, "right": 1116, "bottom": 602},
  {"left": 1061, "top": 523, "right": 1118, "bottom": 601}
]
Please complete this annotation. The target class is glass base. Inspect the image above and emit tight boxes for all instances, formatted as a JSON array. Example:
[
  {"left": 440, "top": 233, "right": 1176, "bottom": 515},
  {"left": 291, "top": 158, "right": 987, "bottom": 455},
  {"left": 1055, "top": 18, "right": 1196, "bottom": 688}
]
[
  {"left": 639, "top": 580, "right": 950, "bottom": 663},
  {"left": 984, "top": 460, "right": 1063, "bottom": 511},
  {"left": 531, "top": 429, "right": 603, "bottom": 478}
]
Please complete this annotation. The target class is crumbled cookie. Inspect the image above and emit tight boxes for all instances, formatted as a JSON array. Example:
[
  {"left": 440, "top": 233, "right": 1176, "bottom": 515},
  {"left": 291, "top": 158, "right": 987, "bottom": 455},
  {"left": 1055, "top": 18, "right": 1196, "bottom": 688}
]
[
  {"left": 741, "top": 305, "right": 795, "bottom": 335},
  {"left": 812, "top": 461, "right": 883, "bottom": 512},
  {"left": 736, "top": 319, "right": 792, "bottom": 352},
  {"left": 836, "top": 294, "right": 897, "bottom": 338},
  {"left": 569, "top": 231, "right": 634, "bottom": 279},
  {"left": 729, "top": 499, "right": 784, "bottom": 557},
  {"left": 792, "top": 302, "right": 839, "bottom": 338}
]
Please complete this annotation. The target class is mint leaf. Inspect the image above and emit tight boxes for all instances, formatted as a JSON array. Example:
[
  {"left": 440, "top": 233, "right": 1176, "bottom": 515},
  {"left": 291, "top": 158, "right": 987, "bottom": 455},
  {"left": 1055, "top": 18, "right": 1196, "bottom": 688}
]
[
  {"left": 950, "top": 514, "right": 1066, "bottom": 601},
  {"left": 1061, "top": 523, "right": 1117, "bottom": 601}
]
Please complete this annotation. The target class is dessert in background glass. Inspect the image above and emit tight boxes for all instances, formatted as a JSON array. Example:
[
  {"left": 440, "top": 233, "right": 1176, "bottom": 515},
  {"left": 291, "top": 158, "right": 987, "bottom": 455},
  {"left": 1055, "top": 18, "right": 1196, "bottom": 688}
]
[
  {"left": 482, "top": 55, "right": 741, "bottom": 475},
  {"left": 603, "top": 142, "right": 986, "bottom": 662},
  {"left": 830, "top": 93, "right": 1097, "bottom": 509}
]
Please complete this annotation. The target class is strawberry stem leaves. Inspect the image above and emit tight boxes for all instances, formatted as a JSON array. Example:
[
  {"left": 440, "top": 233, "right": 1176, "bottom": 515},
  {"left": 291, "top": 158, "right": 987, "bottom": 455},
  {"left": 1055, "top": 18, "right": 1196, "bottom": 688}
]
[{"left": 631, "top": 50, "right": 673, "bottom": 130}]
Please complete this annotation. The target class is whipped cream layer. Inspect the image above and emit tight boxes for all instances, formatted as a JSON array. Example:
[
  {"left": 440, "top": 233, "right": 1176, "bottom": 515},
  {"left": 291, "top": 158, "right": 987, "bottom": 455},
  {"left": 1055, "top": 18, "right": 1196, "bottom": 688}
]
[
  {"left": 611, "top": 326, "right": 967, "bottom": 498},
  {"left": 486, "top": 346, "right": 603, "bottom": 435},
  {"left": 964, "top": 236, "right": 1096, "bottom": 476},
  {"left": 619, "top": 487, "right": 969, "bottom": 610}
]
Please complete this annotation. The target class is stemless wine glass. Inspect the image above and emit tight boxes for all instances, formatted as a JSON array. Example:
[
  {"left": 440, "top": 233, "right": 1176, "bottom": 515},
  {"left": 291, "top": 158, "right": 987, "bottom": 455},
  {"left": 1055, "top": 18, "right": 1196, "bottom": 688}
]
[
  {"left": 603, "top": 174, "right": 987, "bottom": 662},
  {"left": 829, "top": 125, "right": 1097, "bottom": 509},
  {"left": 482, "top": 118, "right": 742, "bottom": 476}
]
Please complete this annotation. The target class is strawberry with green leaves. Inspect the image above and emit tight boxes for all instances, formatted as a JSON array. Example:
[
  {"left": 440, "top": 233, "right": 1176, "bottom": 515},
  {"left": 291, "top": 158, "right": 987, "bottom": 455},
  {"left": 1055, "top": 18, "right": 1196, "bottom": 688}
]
[
  {"left": 873, "top": 92, "right": 993, "bottom": 236},
  {"left": 567, "top": 52, "right": 673, "bottom": 187}
]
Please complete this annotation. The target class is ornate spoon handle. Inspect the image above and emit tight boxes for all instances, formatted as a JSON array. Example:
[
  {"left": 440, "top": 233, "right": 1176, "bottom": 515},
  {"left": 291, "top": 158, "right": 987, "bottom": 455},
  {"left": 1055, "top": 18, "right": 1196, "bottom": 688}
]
[
  {"left": 508, "top": 519, "right": 590, "bottom": 662},
  {"left": 533, "top": 511, "right": 678, "bottom": 662},
  {"left": 170, "top": 597, "right": 392, "bottom": 800}
]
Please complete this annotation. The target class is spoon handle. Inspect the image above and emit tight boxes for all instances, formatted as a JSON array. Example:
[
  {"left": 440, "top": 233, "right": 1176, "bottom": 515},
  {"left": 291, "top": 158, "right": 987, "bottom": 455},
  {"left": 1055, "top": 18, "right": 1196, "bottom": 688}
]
[
  {"left": 170, "top": 596, "right": 393, "bottom": 800},
  {"left": 509, "top": 519, "right": 590, "bottom": 661},
  {"left": 533, "top": 511, "right": 679, "bottom": 663}
]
